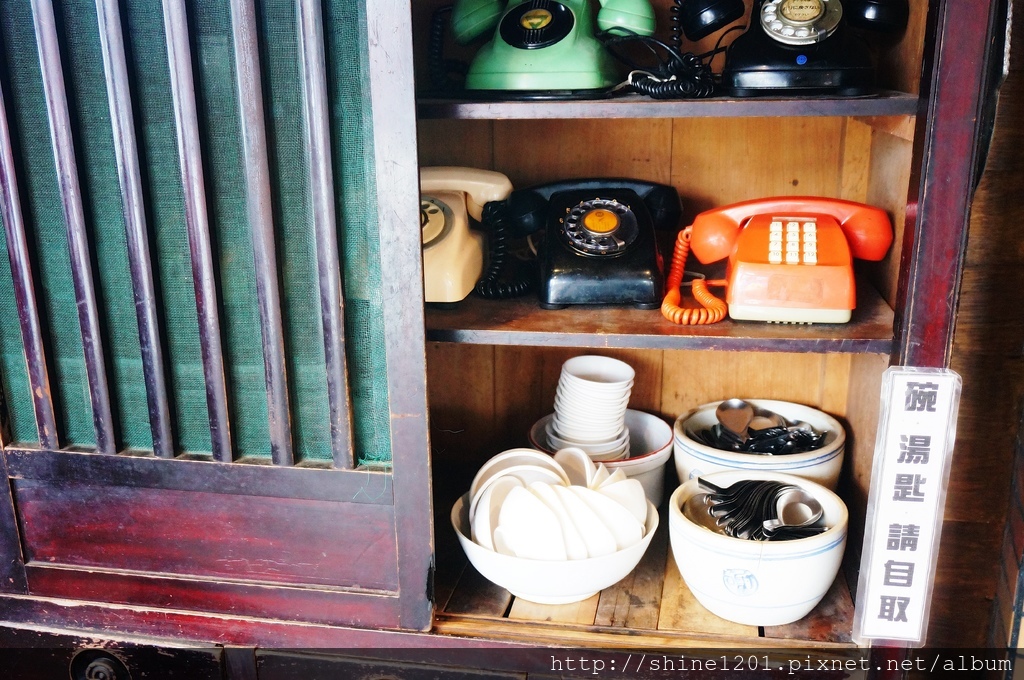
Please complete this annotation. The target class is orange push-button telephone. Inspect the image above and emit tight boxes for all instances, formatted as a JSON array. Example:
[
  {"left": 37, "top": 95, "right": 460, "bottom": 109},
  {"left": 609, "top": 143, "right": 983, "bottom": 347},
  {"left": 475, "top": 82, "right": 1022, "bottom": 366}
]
[{"left": 662, "top": 197, "right": 893, "bottom": 324}]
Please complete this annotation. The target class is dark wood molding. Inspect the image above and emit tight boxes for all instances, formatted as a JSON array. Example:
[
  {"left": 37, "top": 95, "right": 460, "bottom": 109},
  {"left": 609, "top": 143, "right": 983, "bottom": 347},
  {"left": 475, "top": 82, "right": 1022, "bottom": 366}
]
[
  {"left": 0, "top": 594, "right": 523, "bottom": 649},
  {"left": 24, "top": 565, "right": 405, "bottom": 630},
  {"left": 367, "top": 0, "right": 435, "bottom": 632},
  {"left": 0, "top": 75, "right": 57, "bottom": 451},
  {"left": 893, "top": 0, "right": 1006, "bottom": 368},
  {"left": 96, "top": 0, "right": 175, "bottom": 459},
  {"left": 33, "top": 0, "right": 117, "bottom": 454},
  {"left": 228, "top": 0, "right": 294, "bottom": 467},
  {"left": 0, "top": 451, "right": 27, "bottom": 593},
  {"left": 162, "top": 0, "right": 234, "bottom": 461},
  {"left": 4, "top": 448, "right": 394, "bottom": 504},
  {"left": 0, "top": 626, "right": 224, "bottom": 680}
]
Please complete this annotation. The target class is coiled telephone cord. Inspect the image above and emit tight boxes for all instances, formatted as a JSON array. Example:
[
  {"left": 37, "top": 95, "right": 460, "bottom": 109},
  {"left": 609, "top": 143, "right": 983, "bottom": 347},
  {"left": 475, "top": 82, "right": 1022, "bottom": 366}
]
[
  {"left": 475, "top": 201, "right": 533, "bottom": 299},
  {"left": 428, "top": 5, "right": 468, "bottom": 93},
  {"left": 661, "top": 226, "right": 728, "bottom": 324}
]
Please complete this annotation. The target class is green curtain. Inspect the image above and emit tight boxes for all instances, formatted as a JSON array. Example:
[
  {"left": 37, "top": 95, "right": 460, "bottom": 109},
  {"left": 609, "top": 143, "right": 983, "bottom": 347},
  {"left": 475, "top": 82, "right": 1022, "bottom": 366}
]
[
  {"left": 122, "top": 0, "right": 211, "bottom": 455},
  {"left": 1, "top": 1, "right": 95, "bottom": 448},
  {"left": 323, "top": 0, "right": 392, "bottom": 465},
  {"left": 0, "top": 0, "right": 393, "bottom": 466}
]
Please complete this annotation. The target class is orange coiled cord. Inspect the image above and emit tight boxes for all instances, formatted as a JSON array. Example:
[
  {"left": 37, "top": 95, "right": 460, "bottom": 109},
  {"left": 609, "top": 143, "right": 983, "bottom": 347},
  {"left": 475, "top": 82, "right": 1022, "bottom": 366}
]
[{"left": 661, "top": 226, "right": 728, "bottom": 325}]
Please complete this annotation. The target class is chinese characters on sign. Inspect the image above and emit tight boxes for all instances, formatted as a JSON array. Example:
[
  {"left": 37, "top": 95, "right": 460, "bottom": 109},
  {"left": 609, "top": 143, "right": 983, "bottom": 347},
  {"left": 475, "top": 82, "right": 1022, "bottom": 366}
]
[{"left": 855, "top": 369, "right": 961, "bottom": 645}]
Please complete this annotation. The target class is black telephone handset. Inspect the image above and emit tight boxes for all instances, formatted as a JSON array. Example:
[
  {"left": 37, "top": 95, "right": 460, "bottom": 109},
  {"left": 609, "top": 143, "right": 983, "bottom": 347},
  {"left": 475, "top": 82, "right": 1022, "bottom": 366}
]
[
  {"left": 677, "top": 0, "right": 909, "bottom": 96},
  {"left": 501, "top": 179, "right": 681, "bottom": 309}
]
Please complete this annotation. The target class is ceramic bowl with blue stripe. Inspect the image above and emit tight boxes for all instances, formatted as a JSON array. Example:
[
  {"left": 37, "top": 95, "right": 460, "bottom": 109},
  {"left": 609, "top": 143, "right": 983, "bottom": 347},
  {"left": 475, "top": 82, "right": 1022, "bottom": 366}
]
[
  {"left": 668, "top": 470, "right": 848, "bottom": 626},
  {"left": 673, "top": 399, "right": 845, "bottom": 491}
]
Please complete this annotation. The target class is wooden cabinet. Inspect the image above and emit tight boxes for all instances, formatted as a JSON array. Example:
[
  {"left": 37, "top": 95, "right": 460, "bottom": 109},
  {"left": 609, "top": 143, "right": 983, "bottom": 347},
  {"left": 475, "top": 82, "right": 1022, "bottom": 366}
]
[
  {"left": 0, "top": 0, "right": 1009, "bottom": 673},
  {"left": 415, "top": 0, "right": 1006, "bottom": 655}
]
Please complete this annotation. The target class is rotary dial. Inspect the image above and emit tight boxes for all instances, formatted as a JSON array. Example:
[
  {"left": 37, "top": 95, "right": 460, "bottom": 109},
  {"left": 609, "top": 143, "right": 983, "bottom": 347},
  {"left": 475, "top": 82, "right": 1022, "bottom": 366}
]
[{"left": 561, "top": 198, "right": 638, "bottom": 256}]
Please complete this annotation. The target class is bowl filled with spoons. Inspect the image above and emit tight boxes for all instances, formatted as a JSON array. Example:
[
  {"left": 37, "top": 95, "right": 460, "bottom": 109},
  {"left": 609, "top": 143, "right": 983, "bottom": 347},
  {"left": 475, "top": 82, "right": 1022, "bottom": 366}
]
[
  {"left": 673, "top": 399, "right": 845, "bottom": 490},
  {"left": 668, "top": 470, "right": 848, "bottom": 626}
]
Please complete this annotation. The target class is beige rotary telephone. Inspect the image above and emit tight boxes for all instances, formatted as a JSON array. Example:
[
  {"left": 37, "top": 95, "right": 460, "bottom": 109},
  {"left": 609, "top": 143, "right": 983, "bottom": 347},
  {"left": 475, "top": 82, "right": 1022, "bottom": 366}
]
[{"left": 420, "top": 167, "right": 513, "bottom": 303}]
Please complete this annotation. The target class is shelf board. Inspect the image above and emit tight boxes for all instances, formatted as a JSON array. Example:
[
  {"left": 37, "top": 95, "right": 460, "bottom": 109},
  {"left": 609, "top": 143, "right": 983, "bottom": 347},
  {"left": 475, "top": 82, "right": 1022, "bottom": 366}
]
[
  {"left": 433, "top": 503, "right": 857, "bottom": 650},
  {"left": 424, "top": 284, "right": 895, "bottom": 353},
  {"left": 416, "top": 90, "right": 918, "bottom": 120}
]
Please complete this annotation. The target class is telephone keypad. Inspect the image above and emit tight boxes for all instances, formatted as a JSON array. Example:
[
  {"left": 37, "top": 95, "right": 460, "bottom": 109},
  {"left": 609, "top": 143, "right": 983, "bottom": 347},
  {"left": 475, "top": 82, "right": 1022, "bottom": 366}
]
[{"left": 769, "top": 217, "right": 817, "bottom": 265}]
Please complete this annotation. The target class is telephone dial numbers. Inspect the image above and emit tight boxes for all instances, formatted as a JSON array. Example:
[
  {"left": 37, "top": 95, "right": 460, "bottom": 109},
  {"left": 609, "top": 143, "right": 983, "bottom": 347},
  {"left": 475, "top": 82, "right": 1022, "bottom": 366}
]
[
  {"left": 760, "top": 0, "right": 842, "bottom": 45},
  {"left": 768, "top": 218, "right": 818, "bottom": 266},
  {"left": 560, "top": 198, "right": 639, "bottom": 256},
  {"left": 420, "top": 197, "right": 452, "bottom": 248}
]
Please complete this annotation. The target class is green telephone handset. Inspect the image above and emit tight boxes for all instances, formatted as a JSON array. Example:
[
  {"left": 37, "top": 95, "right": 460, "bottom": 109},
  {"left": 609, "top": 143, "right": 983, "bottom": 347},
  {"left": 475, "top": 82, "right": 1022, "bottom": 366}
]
[{"left": 450, "top": 0, "right": 656, "bottom": 93}]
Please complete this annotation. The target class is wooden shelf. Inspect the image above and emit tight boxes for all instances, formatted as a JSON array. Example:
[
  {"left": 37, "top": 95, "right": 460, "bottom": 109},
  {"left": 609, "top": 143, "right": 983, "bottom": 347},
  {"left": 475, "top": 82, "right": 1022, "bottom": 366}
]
[
  {"left": 416, "top": 90, "right": 918, "bottom": 120},
  {"left": 424, "top": 283, "right": 894, "bottom": 353},
  {"left": 432, "top": 502, "right": 857, "bottom": 650}
]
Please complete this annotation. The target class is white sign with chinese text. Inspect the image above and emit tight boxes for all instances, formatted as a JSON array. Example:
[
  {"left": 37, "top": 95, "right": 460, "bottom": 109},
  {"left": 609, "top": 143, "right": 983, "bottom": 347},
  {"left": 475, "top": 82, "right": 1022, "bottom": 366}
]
[{"left": 853, "top": 367, "right": 962, "bottom": 645}]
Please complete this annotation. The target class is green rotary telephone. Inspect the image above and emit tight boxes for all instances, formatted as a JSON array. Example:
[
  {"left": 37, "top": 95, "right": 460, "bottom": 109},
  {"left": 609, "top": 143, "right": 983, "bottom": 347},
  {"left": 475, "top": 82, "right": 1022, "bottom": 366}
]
[{"left": 451, "top": 0, "right": 656, "bottom": 94}]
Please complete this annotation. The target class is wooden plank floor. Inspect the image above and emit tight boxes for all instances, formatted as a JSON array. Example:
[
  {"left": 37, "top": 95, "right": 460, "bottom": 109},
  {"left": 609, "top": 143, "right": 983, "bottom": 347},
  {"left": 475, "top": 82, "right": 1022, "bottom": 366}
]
[{"left": 432, "top": 507, "right": 856, "bottom": 650}]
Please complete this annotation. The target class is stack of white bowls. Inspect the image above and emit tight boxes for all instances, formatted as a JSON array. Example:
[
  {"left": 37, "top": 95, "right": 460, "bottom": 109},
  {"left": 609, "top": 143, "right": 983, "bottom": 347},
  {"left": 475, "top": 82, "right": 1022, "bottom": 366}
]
[{"left": 548, "top": 356, "right": 635, "bottom": 462}]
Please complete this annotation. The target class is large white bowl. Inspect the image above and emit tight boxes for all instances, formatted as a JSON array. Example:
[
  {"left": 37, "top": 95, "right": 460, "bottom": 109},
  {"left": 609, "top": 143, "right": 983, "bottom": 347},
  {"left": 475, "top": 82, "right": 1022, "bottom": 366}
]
[
  {"left": 673, "top": 399, "right": 845, "bottom": 490},
  {"left": 668, "top": 470, "right": 848, "bottom": 626},
  {"left": 452, "top": 493, "right": 659, "bottom": 605},
  {"left": 531, "top": 409, "right": 673, "bottom": 504}
]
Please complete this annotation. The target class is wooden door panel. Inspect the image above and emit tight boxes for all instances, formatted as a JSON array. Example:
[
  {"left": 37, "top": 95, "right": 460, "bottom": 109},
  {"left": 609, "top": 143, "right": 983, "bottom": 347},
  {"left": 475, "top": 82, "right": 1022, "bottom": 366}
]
[
  {"left": 0, "top": 0, "right": 433, "bottom": 631},
  {"left": 14, "top": 478, "right": 398, "bottom": 589}
]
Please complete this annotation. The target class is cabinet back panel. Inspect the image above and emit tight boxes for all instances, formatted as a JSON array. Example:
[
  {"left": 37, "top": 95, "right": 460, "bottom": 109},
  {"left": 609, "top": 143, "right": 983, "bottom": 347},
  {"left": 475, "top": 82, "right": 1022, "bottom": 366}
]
[
  {"left": 670, "top": 118, "right": 845, "bottom": 218},
  {"left": 841, "top": 353, "right": 888, "bottom": 548},
  {"left": 865, "top": 129, "right": 915, "bottom": 308},
  {"left": 13, "top": 479, "right": 399, "bottom": 590},
  {"left": 427, "top": 345, "right": 860, "bottom": 475},
  {"left": 492, "top": 119, "right": 674, "bottom": 187},
  {"left": 420, "top": 118, "right": 848, "bottom": 219}
]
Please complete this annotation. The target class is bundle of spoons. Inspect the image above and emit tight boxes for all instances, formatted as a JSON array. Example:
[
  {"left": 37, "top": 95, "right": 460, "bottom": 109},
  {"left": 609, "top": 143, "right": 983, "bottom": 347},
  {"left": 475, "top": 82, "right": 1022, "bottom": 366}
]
[
  {"left": 692, "top": 399, "right": 826, "bottom": 455},
  {"left": 682, "top": 478, "right": 827, "bottom": 541}
]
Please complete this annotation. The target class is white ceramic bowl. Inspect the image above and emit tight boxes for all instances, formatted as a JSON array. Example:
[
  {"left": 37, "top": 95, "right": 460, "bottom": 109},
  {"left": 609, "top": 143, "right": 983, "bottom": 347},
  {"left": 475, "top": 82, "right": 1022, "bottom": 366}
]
[
  {"left": 668, "top": 470, "right": 848, "bottom": 626},
  {"left": 547, "top": 422, "right": 629, "bottom": 453},
  {"left": 673, "top": 399, "right": 845, "bottom": 490},
  {"left": 551, "top": 416, "right": 625, "bottom": 443},
  {"left": 452, "top": 493, "right": 659, "bottom": 604},
  {"left": 531, "top": 409, "right": 673, "bottom": 504},
  {"left": 560, "top": 355, "right": 635, "bottom": 388},
  {"left": 469, "top": 448, "right": 570, "bottom": 501}
]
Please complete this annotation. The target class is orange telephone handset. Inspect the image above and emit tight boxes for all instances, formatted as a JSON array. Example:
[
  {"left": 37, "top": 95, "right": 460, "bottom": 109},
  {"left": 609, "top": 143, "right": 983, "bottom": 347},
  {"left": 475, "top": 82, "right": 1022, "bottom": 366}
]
[{"left": 662, "top": 197, "right": 893, "bottom": 325}]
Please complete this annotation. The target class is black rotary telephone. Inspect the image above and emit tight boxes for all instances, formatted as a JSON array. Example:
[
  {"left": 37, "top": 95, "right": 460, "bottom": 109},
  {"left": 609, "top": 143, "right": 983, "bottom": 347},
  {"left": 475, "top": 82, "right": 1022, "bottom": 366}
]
[
  {"left": 676, "top": 0, "right": 909, "bottom": 96},
  {"left": 495, "top": 179, "right": 682, "bottom": 309}
]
